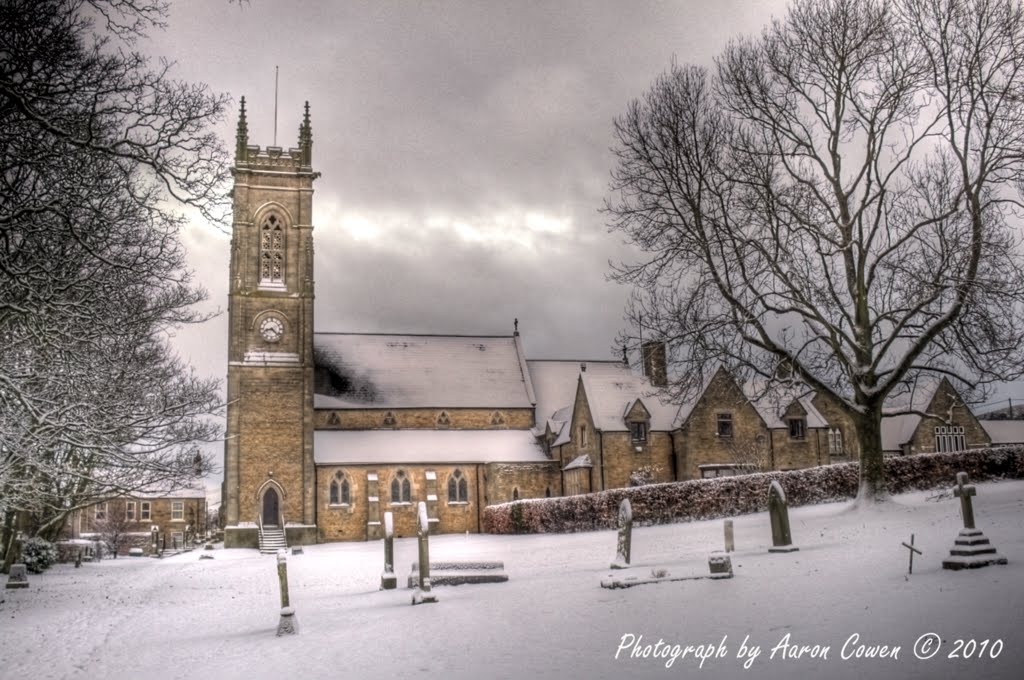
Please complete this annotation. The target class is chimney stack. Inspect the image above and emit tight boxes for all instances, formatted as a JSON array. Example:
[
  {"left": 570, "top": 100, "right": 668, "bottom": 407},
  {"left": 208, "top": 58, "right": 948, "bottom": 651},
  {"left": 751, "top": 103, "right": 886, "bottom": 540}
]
[{"left": 642, "top": 341, "right": 668, "bottom": 387}]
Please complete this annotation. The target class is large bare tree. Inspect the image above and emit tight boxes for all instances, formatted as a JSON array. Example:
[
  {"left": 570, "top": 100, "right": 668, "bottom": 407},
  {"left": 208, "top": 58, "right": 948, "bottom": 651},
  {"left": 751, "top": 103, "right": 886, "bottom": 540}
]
[
  {"left": 0, "top": 0, "right": 229, "bottom": 554},
  {"left": 606, "top": 0, "right": 1024, "bottom": 498}
]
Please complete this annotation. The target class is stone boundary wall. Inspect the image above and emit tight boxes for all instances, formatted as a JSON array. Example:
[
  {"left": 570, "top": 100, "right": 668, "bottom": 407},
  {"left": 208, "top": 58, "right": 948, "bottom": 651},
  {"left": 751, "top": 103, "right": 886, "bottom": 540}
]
[{"left": 482, "top": 447, "right": 1024, "bottom": 535}]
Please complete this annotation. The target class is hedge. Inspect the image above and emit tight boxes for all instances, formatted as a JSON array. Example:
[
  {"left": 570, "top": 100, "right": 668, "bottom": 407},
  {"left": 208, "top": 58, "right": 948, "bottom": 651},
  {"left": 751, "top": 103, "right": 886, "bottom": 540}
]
[{"left": 482, "top": 446, "right": 1024, "bottom": 535}]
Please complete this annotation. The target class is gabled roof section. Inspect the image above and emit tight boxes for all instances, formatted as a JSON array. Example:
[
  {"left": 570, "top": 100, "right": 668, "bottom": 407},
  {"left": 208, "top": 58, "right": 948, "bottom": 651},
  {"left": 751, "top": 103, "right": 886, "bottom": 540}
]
[
  {"left": 744, "top": 379, "right": 829, "bottom": 429},
  {"left": 527, "top": 360, "right": 633, "bottom": 424},
  {"left": 313, "top": 333, "right": 533, "bottom": 409},
  {"left": 579, "top": 371, "right": 678, "bottom": 432}
]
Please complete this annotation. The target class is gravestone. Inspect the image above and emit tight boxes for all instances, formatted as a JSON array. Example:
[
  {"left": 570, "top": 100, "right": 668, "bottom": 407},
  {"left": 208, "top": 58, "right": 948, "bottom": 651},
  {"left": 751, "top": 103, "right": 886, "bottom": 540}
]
[
  {"left": 942, "top": 472, "right": 1008, "bottom": 571},
  {"left": 381, "top": 511, "right": 397, "bottom": 590},
  {"left": 708, "top": 552, "right": 733, "bottom": 579},
  {"left": 276, "top": 549, "right": 299, "bottom": 635},
  {"left": 724, "top": 519, "right": 735, "bottom": 553},
  {"left": 768, "top": 480, "right": 798, "bottom": 553},
  {"left": 610, "top": 498, "right": 632, "bottom": 569},
  {"left": 5, "top": 563, "right": 28, "bottom": 589},
  {"left": 411, "top": 502, "right": 437, "bottom": 605}
]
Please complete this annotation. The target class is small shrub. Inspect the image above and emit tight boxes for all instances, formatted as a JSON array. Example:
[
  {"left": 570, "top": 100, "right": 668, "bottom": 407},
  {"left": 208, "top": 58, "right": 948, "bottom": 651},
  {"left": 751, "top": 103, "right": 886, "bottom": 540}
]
[{"left": 22, "top": 536, "right": 58, "bottom": 574}]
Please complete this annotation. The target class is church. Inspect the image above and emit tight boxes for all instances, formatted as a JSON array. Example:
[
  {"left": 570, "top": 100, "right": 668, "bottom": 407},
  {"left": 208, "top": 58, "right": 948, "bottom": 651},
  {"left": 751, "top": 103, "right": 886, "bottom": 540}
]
[{"left": 221, "top": 102, "right": 994, "bottom": 549}]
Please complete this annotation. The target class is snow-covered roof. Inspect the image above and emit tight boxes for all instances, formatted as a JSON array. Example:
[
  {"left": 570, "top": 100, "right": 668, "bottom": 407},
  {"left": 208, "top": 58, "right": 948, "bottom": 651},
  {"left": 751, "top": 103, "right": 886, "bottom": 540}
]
[
  {"left": 313, "top": 429, "right": 549, "bottom": 465},
  {"left": 579, "top": 372, "right": 679, "bottom": 432},
  {"left": 527, "top": 360, "right": 632, "bottom": 424},
  {"left": 132, "top": 486, "right": 207, "bottom": 500},
  {"left": 980, "top": 420, "right": 1024, "bottom": 445},
  {"left": 880, "top": 413, "right": 920, "bottom": 452},
  {"left": 744, "top": 380, "right": 829, "bottom": 429},
  {"left": 563, "top": 454, "right": 592, "bottom": 471},
  {"left": 313, "top": 333, "right": 534, "bottom": 409}
]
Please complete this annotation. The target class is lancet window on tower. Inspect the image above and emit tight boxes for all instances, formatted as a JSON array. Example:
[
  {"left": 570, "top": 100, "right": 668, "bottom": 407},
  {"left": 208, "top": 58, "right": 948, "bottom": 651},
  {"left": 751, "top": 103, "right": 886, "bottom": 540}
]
[{"left": 260, "top": 213, "right": 285, "bottom": 285}]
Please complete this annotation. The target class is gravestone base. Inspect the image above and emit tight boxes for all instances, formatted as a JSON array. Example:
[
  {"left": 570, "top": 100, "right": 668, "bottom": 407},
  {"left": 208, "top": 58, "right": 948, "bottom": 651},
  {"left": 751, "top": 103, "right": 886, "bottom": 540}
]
[
  {"left": 6, "top": 564, "right": 29, "bottom": 589},
  {"left": 411, "top": 587, "right": 438, "bottom": 605},
  {"left": 942, "top": 529, "right": 1008, "bottom": 570},
  {"left": 380, "top": 570, "right": 397, "bottom": 590},
  {"left": 276, "top": 606, "right": 298, "bottom": 636},
  {"left": 769, "top": 544, "right": 799, "bottom": 553}
]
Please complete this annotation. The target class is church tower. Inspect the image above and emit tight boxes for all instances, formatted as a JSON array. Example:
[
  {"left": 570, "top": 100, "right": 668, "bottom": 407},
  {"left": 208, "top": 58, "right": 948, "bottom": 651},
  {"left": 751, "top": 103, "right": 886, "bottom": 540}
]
[{"left": 223, "top": 99, "right": 319, "bottom": 548}]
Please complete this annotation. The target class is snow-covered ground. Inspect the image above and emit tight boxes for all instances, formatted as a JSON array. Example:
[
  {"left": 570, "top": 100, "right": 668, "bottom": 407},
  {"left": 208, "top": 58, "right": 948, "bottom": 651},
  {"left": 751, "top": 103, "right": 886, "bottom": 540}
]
[{"left": 2, "top": 481, "right": 1023, "bottom": 680}]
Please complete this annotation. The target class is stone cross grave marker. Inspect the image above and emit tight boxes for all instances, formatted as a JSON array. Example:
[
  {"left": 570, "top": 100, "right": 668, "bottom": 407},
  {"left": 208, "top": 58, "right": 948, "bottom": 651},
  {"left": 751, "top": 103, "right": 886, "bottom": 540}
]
[
  {"left": 381, "top": 511, "right": 397, "bottom": 590},
  {"left": 901, "top": 534, "right": 921, "bottom": 575},
  {"left": 412, "top": 502, "right": 437, "bottom": 605},
  {"left": 5, "top": 563, "right": 28, "bottom": 589},
  {"left": 954, "top": 471, "right": 976, "bottom": 530},
  {"left": 942, "top": 471, "right": 1008, "bottom": 571},
  {"left": 610, "top": 498, "right": 632, "bottom": 569},
  {"left": 768, "top": 480, "right": 799, "bottom": 553},
  {"left": 724, "top": 519, "right": 735, "bottom": 553},
  {"left": 276, "top": 549, "right": 298, "bottom": 635}
]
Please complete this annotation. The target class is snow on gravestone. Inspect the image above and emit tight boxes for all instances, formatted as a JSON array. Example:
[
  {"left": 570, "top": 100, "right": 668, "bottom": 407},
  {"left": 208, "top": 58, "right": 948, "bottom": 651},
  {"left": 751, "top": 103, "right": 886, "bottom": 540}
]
[
  {"left": 276, "top": 549, "right": 298, "bottom": 636},
  {"left": 381, "top": 511, "right": 397, "bottom": 590},
  {"left": 768, "top": 480, "right": 798, "bottom": 553},
  {"left": 610, "top": 498, "right": 632, "bottom": 570},
  {"left": 412, "top": 502, "right": 437, "bottom": 605}
]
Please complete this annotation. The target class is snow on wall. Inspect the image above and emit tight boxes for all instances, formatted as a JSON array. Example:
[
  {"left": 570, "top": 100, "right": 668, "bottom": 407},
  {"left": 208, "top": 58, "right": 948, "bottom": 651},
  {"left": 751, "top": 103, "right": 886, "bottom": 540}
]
[{"left": 483, "top": 446, "right": 1024, "bottom": 534}]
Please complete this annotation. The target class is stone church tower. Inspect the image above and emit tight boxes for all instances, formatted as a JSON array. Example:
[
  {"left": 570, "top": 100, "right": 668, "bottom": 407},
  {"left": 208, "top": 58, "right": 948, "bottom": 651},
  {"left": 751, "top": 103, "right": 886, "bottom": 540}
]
[{"left": 222, "top": 99, "right": 319, "bottom": 548}]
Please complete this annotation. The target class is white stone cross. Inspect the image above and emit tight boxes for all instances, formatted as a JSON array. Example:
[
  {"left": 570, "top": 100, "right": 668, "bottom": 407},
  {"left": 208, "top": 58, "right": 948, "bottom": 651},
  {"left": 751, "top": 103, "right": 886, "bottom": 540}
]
[{"left": 953, "top": 471, "right": 977, "bottom": 530}]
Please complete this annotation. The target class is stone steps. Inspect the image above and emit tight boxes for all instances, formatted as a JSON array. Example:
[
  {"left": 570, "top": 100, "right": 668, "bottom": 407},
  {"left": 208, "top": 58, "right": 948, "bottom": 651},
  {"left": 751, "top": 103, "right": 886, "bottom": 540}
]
[
  {"left": 942, "top": 529, "right": 1008, "bottom": 570},
  {"left": 259, "top": 528, "right": 288, "bottom": 555}
]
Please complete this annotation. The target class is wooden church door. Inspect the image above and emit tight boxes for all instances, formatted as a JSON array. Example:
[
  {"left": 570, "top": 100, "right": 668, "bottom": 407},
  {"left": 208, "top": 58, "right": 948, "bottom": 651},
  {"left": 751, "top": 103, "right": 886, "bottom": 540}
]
[{"left": 262, "top": 488, "right": 280, "bottom": 526}]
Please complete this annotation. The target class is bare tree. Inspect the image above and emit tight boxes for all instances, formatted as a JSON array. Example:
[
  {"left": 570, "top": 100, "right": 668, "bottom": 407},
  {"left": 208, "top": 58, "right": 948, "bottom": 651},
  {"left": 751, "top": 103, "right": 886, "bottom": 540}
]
[
  {"left": 0, "top": 0, "right": 228, "bottom": 548},
  {"left": 93, "top": 502, "right": 142, "bottom": 559},
  {"left": 607, "top": 0, "right": 1024, "bottom": 499}
]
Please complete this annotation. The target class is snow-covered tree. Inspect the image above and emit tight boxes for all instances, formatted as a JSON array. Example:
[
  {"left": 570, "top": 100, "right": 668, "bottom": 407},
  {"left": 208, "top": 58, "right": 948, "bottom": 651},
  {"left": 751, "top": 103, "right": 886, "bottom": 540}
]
[
  {"left": 0, "top": 0, "right": 229, "bottom": 554},
  {"left": 607, "top": 0, "right": 1024, "bottom": 499}
]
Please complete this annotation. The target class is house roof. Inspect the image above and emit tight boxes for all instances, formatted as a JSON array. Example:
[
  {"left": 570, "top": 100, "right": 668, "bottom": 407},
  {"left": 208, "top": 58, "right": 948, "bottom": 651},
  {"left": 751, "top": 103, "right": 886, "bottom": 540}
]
[
  {"left": 312, "top": 429, "right": 550, "bottom": 465},
  {"left": 744, "top": 380, "right": 829, "bottom": 430},
  {"left": 313, "top": 333, "right": 534, "bottom": 409},
  {"left": 527, "top": 359, "right": 632, "bottom": 424},
  {"left": 980, "top": 420, "right": 1024, "bottom": 445},
  {"left": 880, "top": 413, "right": 920, "bottom": 452},
  {"left": 579, "top": 372, "right": 679, "bottom": 432}
]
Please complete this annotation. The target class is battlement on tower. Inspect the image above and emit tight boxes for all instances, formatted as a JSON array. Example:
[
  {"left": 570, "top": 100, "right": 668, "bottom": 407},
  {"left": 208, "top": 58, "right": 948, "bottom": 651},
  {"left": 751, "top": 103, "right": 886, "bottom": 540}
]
[{"left": 237, "top": 145, "right": 306, "bottom": 170}]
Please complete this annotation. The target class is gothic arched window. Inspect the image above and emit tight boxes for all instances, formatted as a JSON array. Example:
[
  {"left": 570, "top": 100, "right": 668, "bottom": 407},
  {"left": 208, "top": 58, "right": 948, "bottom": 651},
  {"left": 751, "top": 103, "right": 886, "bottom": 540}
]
[
  {"left": 260, "top": 213, "right": 285, "bottom": 285},
  {"left": 391, "top": 470, "right": 411, "bottom": 504},
  {"left": 447, "top": 469, "right": 468, "bottom": 503},
  {"left": 330, "top": 472, "right": 351, "bottom": 506}
]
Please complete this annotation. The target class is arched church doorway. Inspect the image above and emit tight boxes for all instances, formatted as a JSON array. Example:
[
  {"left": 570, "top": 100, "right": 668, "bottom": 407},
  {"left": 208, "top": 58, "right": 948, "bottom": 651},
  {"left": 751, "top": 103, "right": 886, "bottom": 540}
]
[{"left": 262, "top": 487, "right": 280, "bottom": 526}]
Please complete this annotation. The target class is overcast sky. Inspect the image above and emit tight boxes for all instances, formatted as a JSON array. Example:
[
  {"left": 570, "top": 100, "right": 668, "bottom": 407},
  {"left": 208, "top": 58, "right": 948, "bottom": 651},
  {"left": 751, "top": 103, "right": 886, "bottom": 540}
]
[
  {"left": 152, "top": 0, "right": 792, "bottom": 381},
  {"left": 142, "top": 1, "right": 1024, "bottom": 495}
]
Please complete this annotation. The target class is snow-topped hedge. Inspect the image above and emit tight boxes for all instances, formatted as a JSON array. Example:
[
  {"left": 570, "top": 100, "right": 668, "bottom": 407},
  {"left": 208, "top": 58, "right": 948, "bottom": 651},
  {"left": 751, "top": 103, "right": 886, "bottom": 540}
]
[{"left": 483, "top": 446, "right": 1024, "bottom": 535}]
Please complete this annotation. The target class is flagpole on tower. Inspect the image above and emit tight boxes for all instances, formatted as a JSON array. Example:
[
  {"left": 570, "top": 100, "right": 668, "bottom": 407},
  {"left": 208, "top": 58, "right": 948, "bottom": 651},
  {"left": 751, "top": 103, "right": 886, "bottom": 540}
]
[{"left": 273, "top": 65, "right": 279, "bottom": 146}]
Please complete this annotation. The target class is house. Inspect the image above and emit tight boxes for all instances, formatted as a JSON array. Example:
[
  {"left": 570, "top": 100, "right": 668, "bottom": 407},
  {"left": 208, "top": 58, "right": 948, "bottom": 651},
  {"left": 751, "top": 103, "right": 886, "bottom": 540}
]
[
  {"left": 72, "top": 489, "right": 208, "bottom": 555},
  {"left": 880, "top": 378, "right": 991, "bottom": 454}
]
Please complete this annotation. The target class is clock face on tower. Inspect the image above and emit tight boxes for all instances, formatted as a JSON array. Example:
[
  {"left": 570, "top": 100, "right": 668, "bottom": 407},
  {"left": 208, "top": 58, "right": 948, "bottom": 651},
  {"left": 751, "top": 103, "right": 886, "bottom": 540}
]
[{"left": 259, "top": 316, "right": 284, "bottom": 343}]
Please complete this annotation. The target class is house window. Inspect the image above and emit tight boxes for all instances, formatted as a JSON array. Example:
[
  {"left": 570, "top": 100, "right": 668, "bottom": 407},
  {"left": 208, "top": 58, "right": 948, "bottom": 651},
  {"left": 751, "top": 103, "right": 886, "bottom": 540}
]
[
  {"left": 716, "top": 413, "right": 733, "bottom": 438},
  {"left": 140, "top": 502, "right": 151, "bottom": 521},
  {"left": 828, "top": 428, "right": 844, "bottom": 456},
  {"left": 330, "top": 473, "right": 351, "bottom": 505},
  {"left": 126, "top": 501, "right": 136, "bottom": 521},
  {"left": 935, "top": 426, "right": 966, "bottom": 453},
  {"left": 259, "top": 213, "right": 285, "bottom": 284},
  {"left": 578, "top": 423, "right": 589, "bottom": 447},
  {"left": 629, "top": 421, "right": 648, "bottom": 443},
  {"left": 447, "top": 469, "right": 469, "bottom": 503},
  {"left": 95, "top": 502, "right": 107, "bottom": 521},
  {"left": 171, "top": 501, "right": 184, "bottom": 521},
  {"left": 788, "top": 418, "right": 806, "bottom": 440},
  {"left": 390, "top": 470, "right": 411, "bottom": 504}
]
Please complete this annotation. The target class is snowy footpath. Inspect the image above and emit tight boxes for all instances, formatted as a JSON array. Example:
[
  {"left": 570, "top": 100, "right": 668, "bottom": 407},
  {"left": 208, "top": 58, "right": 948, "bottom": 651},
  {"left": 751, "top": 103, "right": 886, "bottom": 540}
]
[{"left": 2, "top": 480, "right": 1022, "bottom": 680}]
